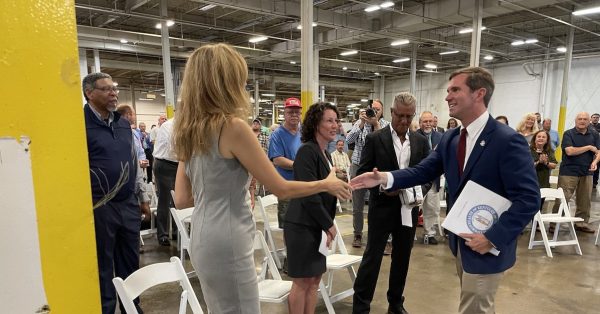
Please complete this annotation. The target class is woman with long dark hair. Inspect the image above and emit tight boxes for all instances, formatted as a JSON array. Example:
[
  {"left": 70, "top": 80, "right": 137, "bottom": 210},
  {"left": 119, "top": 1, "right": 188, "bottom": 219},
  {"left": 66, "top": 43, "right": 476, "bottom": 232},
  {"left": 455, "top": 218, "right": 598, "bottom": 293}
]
[{"left": 530, "top": 130, "right": 557, "bottom": 188}]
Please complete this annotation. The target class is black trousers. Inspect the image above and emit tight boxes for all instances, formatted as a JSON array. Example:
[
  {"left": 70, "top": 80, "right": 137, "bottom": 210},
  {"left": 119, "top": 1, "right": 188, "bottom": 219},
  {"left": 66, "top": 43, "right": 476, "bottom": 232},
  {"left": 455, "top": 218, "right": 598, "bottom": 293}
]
[
  {"left": 144, "top": 148, "right": 154, "bottom": 183},
  {"left": 153, "top": 158, "right": 178, "bottom": 241},
  {"left": 352, "top": 206, "right": 418, "bottom": 314},
  {"left": 94, "top": 196, "right": 141, "bottom": 314}
]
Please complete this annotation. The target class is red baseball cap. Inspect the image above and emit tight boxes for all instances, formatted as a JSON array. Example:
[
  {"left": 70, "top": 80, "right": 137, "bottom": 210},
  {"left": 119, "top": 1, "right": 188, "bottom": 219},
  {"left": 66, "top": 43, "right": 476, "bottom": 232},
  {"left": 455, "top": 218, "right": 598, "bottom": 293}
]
[{"left": 284, "top": 97, "right": 301, "bottom": 108}]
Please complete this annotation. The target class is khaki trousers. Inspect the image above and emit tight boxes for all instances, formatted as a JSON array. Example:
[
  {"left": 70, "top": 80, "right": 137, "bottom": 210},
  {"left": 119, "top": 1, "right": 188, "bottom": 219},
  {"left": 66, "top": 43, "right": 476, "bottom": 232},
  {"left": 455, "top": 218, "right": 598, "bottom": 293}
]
[
  {"left": 556, "top": 175, "right": 592, "bottom": 222},
  {"left": 455, "top": 249, "right": 504, "bottom": 314}
]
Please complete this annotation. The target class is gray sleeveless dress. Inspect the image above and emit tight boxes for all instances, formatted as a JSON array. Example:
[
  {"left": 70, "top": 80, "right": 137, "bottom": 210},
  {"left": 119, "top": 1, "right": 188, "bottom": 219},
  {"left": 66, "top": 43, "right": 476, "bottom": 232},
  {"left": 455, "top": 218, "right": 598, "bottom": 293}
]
[{"left": 185, "top": 139, "right": 259, "bottom": 314}]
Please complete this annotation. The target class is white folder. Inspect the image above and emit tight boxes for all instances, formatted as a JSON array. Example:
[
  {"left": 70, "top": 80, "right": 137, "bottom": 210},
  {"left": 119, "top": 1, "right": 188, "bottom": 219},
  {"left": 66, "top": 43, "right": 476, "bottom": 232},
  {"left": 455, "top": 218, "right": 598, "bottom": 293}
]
[{"left": 442, "top": 180, "right": 512, "bottom": 256}]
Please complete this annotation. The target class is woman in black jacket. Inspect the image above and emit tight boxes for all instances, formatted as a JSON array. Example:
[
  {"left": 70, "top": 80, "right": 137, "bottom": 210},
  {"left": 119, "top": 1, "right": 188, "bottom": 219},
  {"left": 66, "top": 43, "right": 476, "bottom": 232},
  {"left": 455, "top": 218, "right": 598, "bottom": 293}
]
[{"left": 284, "top": 102, "right": 343, "bottom": 314}]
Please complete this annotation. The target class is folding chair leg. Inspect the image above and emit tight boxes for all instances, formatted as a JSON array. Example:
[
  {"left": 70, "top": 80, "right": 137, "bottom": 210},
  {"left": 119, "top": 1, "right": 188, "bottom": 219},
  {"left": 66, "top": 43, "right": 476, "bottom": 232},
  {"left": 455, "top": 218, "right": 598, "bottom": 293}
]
[
  {"left": 596, "top": 227, "right": 599, "bottom": 246},
  {"left": 319, "top": 280, "right": 336, "bottom": 314},
  {"left": 264, "top": 228, "right": 282, "bottom": 269},
  {"left": 567, "top": 223, "right": 582, "bottom": 255}
]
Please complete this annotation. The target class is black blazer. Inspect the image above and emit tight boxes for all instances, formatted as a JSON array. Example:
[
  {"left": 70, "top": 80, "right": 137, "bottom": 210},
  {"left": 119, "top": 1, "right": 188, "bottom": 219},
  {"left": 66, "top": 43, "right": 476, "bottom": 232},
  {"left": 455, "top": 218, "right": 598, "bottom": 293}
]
[
  {"left": 285, "top": 141, "right": 337, "bottom": 231},
  {"left": 357, "top": 125, "right": 431, "bottom": 220}
]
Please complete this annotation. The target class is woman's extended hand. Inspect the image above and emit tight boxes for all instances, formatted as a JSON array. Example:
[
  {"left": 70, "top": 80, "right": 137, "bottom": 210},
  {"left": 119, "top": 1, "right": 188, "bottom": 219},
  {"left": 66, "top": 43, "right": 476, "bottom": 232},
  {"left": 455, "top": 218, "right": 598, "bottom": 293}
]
[{"left": 325, "top": 168, "right": 352, "bottom": 200}]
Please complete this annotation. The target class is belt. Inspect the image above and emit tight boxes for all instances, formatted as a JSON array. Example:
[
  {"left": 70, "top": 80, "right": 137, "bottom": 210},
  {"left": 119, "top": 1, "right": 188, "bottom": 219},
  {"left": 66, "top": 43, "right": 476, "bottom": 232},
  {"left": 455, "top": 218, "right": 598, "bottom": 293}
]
[{"left": 156, "top": 158, "right": 178, "bottom": 166}]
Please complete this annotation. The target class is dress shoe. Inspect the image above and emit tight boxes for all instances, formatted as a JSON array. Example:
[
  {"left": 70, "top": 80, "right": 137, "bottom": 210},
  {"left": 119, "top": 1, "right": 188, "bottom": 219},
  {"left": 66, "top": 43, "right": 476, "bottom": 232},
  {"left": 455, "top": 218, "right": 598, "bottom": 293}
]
[
  {"left": 383, "top": 242, "right": 393, "bottom": 255},
  {"left": 159, "top": 237, "right": 171, "bottom": 246},
  {"left": 575, "top": 224, "right": 595, "bottom": 233},
  {"left": 388, "top": 305, "right": 409, "bottom": 314},
  {"left": 352, "top": 235, "right": 362, "bottom": 248}
]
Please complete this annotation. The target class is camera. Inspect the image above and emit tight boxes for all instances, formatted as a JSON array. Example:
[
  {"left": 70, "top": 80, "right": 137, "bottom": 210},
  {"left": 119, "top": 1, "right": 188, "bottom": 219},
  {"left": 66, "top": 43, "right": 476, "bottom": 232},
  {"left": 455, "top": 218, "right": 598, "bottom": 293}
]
[{"left": 365, "top": 108, "right": 376, "bottom": 118}]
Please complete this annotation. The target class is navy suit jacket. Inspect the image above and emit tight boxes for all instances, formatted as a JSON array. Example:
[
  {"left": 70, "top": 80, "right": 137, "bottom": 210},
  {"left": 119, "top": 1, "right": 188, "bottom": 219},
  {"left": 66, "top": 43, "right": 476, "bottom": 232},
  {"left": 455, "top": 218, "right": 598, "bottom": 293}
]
[
  {"left": 417, "top": 129, "right": 443, "bottom": 191},
  {"left": 389, "top": 115, "right": 540, "bottom": 274}
]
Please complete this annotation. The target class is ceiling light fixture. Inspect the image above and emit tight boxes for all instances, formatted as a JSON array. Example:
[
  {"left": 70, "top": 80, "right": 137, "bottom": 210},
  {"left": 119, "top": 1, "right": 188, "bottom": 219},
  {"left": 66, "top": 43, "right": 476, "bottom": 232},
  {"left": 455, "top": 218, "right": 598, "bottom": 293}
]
[
  {"left": 120, "top": 39, "right": 128, "bottom": 44},
  {"left": 113, "top": 82, "right": 118, "bottom": 86},
  {"left": 556, "top": 46, "right": 567, "bottom": 53},
  {"left": 390, "top": 39, "right": 409, "bottom": 46},
  {"left": 511, "top": 40, "right": 525, "bottom": 46},
  {"left": 439, "top": 50, "right": 459, "bottom": 55},
  {"left": 199, "top": 4, "right": 216, "bottom": 11},
  {"left": 290, "top": 61, "right": 296, "bottom": 64},
  {"left": 249, "top": 36, "right": 268, "bottom": 43},
  {"left": 424, "top": 63, "right": 437, "bottom": 69},
  {"left": 484, "top": 55, "right": 494, "bottom": 60},
  {"left": 360, "top": 99, "right": 368, "bottom": 102},
  {"left": 340, "top": 50, "right": 358, "bottom": 56},
  {"left": 525, "top": 39, "right": 538, "bottom": 44},
  {"left": 365, "top": 5, "right": 380, "bottom": 12},
  {"left": 155, "top": 20, "right": 175, "bottom": 29},
  {"left": 296, "top": 22, "right": 318, "bottom": 30},
  {"left": 380, "top": 1, "right": 394, "bottom": 8},
  {"left": 573, "top": 6, "right": 600, "bottom": 16},
  {"left": 261, "top": 93, "right": 275, "bottom": 97},
  {"left": 393, "top": 57, "right": 410, "bottom": 63},
  {"left": 374, "top": 72, "right": 380, "bottom": 76},
  {"left": 342, "top": 66, "right": 348, "bottom": 70},
  {"left": 458, "top": 26, "right": 487, "bottom": 34}
]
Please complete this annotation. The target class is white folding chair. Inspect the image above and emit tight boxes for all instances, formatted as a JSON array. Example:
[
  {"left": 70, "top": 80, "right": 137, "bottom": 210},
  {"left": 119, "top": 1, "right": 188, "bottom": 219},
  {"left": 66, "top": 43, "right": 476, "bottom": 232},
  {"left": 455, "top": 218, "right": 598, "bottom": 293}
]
[
  {"left": 170, "top": 191, "right": 195, "bottom": 277},
  {"left": 254, "top": 231, "right": 292, "bottom": 306},
  {"left": 256, "top": 195, "right": 286, "bottom": 269},
  {"left": 320, "top": 220, "right": 363, "bottom": 314},
  {"left": 140, "top": 183, "right": 158, "bottom": 246},
  {"left": 595, "top": 223, "right": 599, "bottom": 246},
  {"left": 528, "top": 188, "right": 583, "bottom": 257},
  {"left": 113, "top": 257, "right": 204, "bottom": 314}
]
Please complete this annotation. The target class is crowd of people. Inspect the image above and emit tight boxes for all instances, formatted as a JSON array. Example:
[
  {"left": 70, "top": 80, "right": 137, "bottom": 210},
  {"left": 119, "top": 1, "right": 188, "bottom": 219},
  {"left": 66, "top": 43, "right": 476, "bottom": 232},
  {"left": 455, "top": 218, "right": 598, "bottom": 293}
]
[{"left": 81, "top": 42, "right": 600, "bottom": 314}]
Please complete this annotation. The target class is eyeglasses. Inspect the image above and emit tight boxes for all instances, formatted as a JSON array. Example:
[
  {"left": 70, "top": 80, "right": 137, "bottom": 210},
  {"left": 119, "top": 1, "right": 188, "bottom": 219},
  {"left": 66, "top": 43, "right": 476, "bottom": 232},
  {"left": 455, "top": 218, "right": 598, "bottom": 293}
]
[{"left": 95, "top": 86, "right": 120, "bottom": 94}]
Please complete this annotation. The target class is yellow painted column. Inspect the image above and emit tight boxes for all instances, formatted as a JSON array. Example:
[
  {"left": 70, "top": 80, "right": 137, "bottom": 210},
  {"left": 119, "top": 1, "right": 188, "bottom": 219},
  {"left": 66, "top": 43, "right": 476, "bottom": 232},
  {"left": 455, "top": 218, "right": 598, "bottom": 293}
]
[{"left": 0, "top": 1, "right": 101, "bottom": 312}]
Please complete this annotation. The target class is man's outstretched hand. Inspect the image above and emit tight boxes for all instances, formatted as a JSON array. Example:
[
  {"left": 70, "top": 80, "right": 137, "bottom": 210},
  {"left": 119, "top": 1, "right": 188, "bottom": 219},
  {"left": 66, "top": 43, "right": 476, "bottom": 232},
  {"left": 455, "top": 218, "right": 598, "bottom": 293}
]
[{"left": 349, "top": 168, "right": 388, "bottom": 190}]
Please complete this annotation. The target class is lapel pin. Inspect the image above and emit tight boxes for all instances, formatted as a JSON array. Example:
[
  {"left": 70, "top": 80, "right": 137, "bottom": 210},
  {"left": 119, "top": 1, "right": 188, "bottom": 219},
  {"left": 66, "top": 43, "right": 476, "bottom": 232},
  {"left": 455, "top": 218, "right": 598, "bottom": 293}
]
[{"left": 480, "top": 140, "right": 486, "bottom": 147}]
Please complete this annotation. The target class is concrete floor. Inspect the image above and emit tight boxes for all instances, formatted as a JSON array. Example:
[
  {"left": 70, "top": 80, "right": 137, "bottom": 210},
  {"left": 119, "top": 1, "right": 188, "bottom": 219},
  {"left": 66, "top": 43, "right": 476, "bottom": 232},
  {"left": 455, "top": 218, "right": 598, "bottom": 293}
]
[{"left": 135, "top": 190, "right": 600, "bottom": 314}]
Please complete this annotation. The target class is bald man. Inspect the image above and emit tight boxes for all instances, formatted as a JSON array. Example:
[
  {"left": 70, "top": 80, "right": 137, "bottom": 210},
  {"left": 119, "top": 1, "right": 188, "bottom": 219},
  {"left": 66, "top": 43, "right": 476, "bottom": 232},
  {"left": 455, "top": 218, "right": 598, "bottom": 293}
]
[{"left": 555, "top": 112, "right": 600, "bottom": 233}]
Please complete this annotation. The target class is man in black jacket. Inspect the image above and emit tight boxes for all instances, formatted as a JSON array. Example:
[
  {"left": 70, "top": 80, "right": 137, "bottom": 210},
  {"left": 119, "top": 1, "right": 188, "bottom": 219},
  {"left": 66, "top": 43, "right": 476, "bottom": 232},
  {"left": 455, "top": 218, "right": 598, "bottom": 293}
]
[{"left": 353, "top": 92, "right": 431, "bottom": 314}]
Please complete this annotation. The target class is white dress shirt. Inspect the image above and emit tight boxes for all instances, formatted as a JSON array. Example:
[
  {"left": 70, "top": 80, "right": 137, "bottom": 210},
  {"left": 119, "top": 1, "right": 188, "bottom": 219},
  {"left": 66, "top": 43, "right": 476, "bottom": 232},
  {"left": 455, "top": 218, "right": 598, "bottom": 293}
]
[
  {"left": 391, "top": 127, "right": 411, "bottom": 170},
  {"left": 152, "top": 119, "right": 177, "bottom": 162}
]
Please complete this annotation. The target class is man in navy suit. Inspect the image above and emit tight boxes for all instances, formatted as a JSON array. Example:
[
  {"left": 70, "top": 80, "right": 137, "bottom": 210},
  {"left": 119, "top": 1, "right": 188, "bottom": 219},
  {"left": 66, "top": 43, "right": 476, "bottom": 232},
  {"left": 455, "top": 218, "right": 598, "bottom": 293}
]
[{"left": 350, "top": 67, "right": 540, "bottom": 314}]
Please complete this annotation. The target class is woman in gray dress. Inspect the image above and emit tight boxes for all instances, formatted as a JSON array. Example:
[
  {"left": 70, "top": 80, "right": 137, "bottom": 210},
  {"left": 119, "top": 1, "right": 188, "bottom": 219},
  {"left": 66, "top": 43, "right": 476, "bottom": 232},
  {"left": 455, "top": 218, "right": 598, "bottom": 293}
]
[{"left": 171, "top": 43, "right": 351, "bottom": 314}]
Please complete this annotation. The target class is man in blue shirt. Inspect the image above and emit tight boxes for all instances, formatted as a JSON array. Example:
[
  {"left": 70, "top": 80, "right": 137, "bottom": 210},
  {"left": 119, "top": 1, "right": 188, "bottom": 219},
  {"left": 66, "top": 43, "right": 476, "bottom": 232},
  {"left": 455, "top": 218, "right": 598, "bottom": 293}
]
[
  {"left": 268, "top": 97, "right": 302, "bottom": 227},
  {"left": 556, "top": 112, "right": 600, "bottom": 233},
  {"left": 542, "top": 118, "right": 559, "bottom": 151}
]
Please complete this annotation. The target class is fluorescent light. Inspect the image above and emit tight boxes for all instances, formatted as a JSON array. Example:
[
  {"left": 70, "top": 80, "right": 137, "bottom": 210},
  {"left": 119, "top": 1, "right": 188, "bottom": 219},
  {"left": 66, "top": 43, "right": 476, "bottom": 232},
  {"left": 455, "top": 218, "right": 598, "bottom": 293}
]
[
  {"left": 439, "top": 50, "right": 459, "bottom": 55},
  {"left": 155, "top": 20, "right": 174, "bottom": 29},
  {"left": 484, "top": 55, "right": 494, "bottom": 60},
  {"left": 340, "top": 50, "right": 358, "bottom": 56},
  {"left": 573, "top": 6, "right": 600, "bottom": 16},
  {"left": 120, "top": 39, "right": 128, "bottom": 44},
  {"left": 424, "top": 63, "right": 437, "bottom": 69},
  {"left": 393, "top": 57, "right": 410, "bottom": 63},
  {"left": 365, "top": 5, "right": 380, "bottom": 12},
  {"left": 113, "top": 82, "right": 118, "bottom": 86},
  {"left": 342, "top": 66, "right": 348, "bottom": 70},
  {"left": 458, "top": 26, "right": 486, "bottom": 34},
  {"left": 511, "top": 40, "right": 525, "bottom": 46},
  {"left": 249, "top": 36, "right": 268, "bottom": 43},
  {"left": 391, "top": 39, "right": 409, "bottom": 46},
  {"left": 296, "top": 22, "right": 317, "bottom": 29},
  {"left": 290, "top": 61, "right": 296, "bottom": 64},
  {"left": 380, "top": 1, "right": 394, "bottom": 8},
  {"left": 525, "top": 39, "right": 538, "bottom": 44},
  {"left": 419, "top": 69, "right": 437, "bottom": 73},
  {"left": 262, "top": 93, "right": 275, "bottom": 97},
  {"left": 199, "top": 4, "right": 216, "bottom": 11},
  {"left": 361, "top": 99, "right": 368, "bottom": 102},
  {"left": 374, "top": 72, "right": 380, "bottom": 76},
  {"left": 556, "top": 46, "right": 567, "bottom": 53}
]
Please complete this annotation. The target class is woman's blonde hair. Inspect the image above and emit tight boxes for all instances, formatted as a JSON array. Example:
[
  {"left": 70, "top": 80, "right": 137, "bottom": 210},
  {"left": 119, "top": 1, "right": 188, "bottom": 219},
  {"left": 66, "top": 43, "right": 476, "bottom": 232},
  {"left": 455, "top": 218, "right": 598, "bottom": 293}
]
[
  {"left": 516, "top": 112, "right": 539, "bottom": 134},
  {"left": 173, "top": 43, "right": 249, "bottom": 161}
]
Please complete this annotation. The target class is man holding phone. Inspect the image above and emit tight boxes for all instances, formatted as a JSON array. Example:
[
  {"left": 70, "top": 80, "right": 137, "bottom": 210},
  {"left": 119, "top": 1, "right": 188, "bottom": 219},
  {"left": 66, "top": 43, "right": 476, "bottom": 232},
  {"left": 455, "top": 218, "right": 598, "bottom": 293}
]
[{"left": 346, "top": 99, "right": 389, "bottom": 248}]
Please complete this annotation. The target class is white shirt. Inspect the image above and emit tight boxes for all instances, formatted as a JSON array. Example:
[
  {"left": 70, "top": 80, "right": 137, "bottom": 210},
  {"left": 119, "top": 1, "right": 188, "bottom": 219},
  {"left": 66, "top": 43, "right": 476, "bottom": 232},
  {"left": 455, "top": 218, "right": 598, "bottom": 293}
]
[
  {"left": 152, "top": 119, "right": 177, "bottom": 162},
  {"left": 391, "top": 127, "right": 411, "bottom": 170},
  {"left": 384, "top": 112, "right": 490, "bottom": 188}
]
